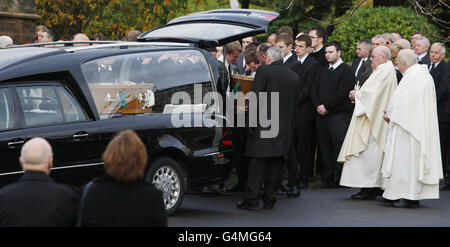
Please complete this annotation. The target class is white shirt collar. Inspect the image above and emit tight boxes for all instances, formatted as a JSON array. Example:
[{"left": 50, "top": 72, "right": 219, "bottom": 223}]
[
  {"left": 298, "top": 53, "right": 309, "bottom": 64},
  {"left": 329, "top": 58, "right": 344, "bottom": 70},
  {"left": 283, "top": 52, "right": 293, "bottom": 63},
  {"left": 416, "top": 52, "right": 427, "bottom": 61}
]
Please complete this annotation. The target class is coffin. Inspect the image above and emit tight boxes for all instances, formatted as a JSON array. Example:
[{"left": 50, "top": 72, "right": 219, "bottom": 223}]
[
  {"left": 230, "top": 74, "right": 254, "bottom": 111},
  {"left": 88, "top": 83, "right": 154, "bottom": 115}
]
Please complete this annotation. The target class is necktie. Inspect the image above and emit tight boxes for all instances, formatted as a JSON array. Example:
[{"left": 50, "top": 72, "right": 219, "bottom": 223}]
[
  {"left": 329, "top": 67, "right": 334, "bottom": 72},
  {"left": 430, "top": 63, "right": 435, "bottom": 71}
]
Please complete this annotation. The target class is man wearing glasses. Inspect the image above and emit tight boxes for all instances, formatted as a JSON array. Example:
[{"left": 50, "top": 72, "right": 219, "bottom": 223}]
[{"left": 309, "top": 26, "right": 328, "bottom": 67}]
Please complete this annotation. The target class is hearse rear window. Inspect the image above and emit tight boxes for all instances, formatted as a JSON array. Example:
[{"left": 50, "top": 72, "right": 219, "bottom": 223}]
[{"left": 81, "top": 50, "right": 214, "bottom": 119}]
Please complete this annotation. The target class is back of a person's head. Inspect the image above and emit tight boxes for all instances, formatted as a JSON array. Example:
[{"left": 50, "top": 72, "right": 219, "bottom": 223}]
[
  {"left": 126, "top": 30, "right": 142, "bottom": 41},
  {"left": 93, "top": 33, "right": 106, "bottom": 41},
  {"left": 20, "top": 138, "right": 53, "bottom": 173},
  {"left": 257, "top": 43, "right": 271, "bottom": 55},
  {"left": 276, "top": 26, "right": 294, "bottom": 38},
  {"left": 102, "top": 130, "right": 148, "bottom": 183},
  {"left": 73, "top": 33, "right": 89, "bottom": 41},
  {"left": 0, "top": 35, "right": 13, "bottom": 48},
  {"left": 398, "top": 49, "right": 418, "bottom": 67},
  {"left": 267, "top": 46, "right": 284, "bottom": 61}
]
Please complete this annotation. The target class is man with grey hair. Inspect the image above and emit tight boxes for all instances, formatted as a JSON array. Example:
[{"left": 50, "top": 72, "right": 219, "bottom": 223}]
[
  {"left": 380, "top": 49, "right": 443, "bottom": 208},
  {"left": 339, "top": 46, "right": 398, "bottom": 200},
  {"left": 414, "top": 36, "right": 430, "bottom": 65},
  {"left": 237, "top": 46, "right": 300, "bottom": 210},
  {"left": 0, "top": 35, "right": 13, "bottom": 48},
  {"left": 428, "top": 42, "right": 450, "bottom": 190},
  {"left": 0, "top": 138, "right": 79, "bottom": 226},
  {"left": 371, "top": 35, "right": 386, "bottom": 49}
]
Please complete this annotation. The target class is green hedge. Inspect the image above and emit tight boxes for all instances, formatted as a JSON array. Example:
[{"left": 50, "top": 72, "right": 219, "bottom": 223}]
[{"left": 328, "top": 6, "right": 442, "bottom": 62}]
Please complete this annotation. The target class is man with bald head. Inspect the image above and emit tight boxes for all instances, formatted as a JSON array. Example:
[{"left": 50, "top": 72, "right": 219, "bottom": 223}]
[
  {"left": 380, "top": 49, "right": 443, "bottom": 208},
  {"left": 0, "top": 138, "right": 79, "bottom": 226},
  {"left": 338, "top": 46, "right": 398, "bottom": 200}
]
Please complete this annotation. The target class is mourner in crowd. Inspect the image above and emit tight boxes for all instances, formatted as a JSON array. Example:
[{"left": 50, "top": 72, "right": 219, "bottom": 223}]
[
  {"left": 311, "top": 41, "right": 355, "bottom": 188},
  {"left": 77, "top": 130, "right": 167, "bottom": 226},
  {"left": 380, "top": 49, "right": 443, "bottom": 208},
  {"left": 294, "top": 34, "right": 319, "bottom": 189},
  {"left": 415, "top": 36, "right": 431, "bottom": 65},
  {"left": 338, "top": 46, "right": 398, "bottom": 200},
  {"left": 351, "top": 40, "right": 373, "bottom": 86},
  {"left": 428, "top": 43, "right": 450, "bottom": 190},
  {"left": 309, "top": 26, "right": 328, "bottom": 67},
  {"left": 0, "top": 138, "right": 80, "bottom": 226}
]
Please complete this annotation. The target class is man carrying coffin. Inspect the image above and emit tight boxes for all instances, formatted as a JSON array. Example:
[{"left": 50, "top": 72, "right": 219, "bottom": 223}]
[
  {"left": 381, "top": 49, "right": 443, "bottom": 208},
  {"left": 338, "top": 46, "right": 398, "bottom": 199}
]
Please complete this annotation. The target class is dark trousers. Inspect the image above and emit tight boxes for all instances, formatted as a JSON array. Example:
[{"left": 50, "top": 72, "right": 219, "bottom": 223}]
[
  {"left": 232, "top": 127, "right": 249, "bottom": 186},
  {"left": 244, "top": 157, "right": 284, "bottom": 206},
  {"left": 295, "top": 121, "right": 316, "bottom": 181},
  {"left": 316, "top": 113, "right": 351, "bottom": 185},
  {"left": 439, "top": 121, "right": 450, "bottom": 179}
]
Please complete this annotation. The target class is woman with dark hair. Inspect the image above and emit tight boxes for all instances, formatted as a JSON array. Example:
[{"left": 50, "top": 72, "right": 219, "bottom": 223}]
[{"left": 77, "top": 130, "right": 167, "bottom": 227}]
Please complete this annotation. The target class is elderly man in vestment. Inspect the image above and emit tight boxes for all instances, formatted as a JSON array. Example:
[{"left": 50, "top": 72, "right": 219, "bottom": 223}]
[
  {"left": 338, "top": 46, "right": 398, "bottom": 200},
  {"left": 381, "top": 49, "right": 443, "bottom": 208}
]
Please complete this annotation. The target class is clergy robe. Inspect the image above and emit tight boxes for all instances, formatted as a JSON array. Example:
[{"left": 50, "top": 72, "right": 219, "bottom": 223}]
[
  {"left": 381, "top": 64, "right": 443, "bottom": 200},
  {"left": 338, "top": 61, "right": 397, "bottom": 188}
]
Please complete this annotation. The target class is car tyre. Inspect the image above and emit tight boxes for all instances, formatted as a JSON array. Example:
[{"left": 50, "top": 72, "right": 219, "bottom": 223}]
[{"left": 145, "top": 157, "right": 186, "bottom": 216}]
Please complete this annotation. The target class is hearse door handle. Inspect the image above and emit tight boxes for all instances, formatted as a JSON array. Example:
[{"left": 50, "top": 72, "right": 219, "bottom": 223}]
[
  {"left": 73, "top": 132, "right": 89, "bottom": 139},
  {"left": 8, "top": 140, "right": 25, "bottom": 148}
]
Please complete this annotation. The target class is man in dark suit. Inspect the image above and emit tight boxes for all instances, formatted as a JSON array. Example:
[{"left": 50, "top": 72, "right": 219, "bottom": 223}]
[
  {"left": 236, "top": 46, "right": 300, "bottom": 210},
  {"left": 352, "top": 40, "right": 373, "bottom": 87},
  {"left": 429, "top": 43, "right": 450, "bottom": 190},
  {"left": 294, "top": 34, "right": 320, "bottom": 189},
  {"left": 0, "top": 138, "right": 80, "bottom": 226},
  {"left": 309, "top": 26, "right": 328, "bottom": 67},
  {"left": 415, "top": 36, "right": 431, "bottom": 65},
  {"left": 311, "top": 41, "right": 355, "bottom": 188},
  {"left": 276, "top": 32, "right": 304, "bottom": 197}
]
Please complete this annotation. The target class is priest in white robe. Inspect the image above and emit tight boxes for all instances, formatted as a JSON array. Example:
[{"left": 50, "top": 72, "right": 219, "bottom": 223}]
[
  {"left": 381, "top": 49, "right": 443, "bottom": 208},
  {"left": 338, "top": 46, "right": 398, "bottom": 200}
]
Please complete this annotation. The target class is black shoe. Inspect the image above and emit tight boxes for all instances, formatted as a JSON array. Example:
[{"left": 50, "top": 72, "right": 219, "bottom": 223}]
[
  {"left": 236, "top": 200, "right": 259, "bottom": 210},
  {"left": 287, "top": 185, "right": 300, "bottom": 198},
  {"left": 350, "top": 189, "right": 376, "bottom": 200},
  {"left": 375, "top": 196, "right": 397, "bottom": 206},
  {"left": 440, "top": 183, "right": 450, "bottom": 191},
  {"left": 262, "top": 198, "right": 277, "bottom": 209},
  {"left": 392, "top": 199, "right": 420, "bottom": 208},
  {"left": 279, "top": 183, "right": 290, "bottom": 193},
  {"left": 227, "top": 183, "right": 245, "bottom": 192}
]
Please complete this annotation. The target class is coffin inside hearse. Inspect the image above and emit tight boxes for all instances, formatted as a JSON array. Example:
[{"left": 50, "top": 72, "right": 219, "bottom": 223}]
[{"left": 88, "top": 83, "right": 155, "bottom": 117}]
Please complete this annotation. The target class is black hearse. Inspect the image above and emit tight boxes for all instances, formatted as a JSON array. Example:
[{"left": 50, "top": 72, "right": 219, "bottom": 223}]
[{"left": 0, "top": 9, "right": 279, "bottom": 214}]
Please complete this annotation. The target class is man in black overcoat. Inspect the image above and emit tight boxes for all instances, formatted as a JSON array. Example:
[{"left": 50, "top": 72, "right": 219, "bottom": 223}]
[
  {"left": 0, "top": 138, "right": 80, "bottom": 226},
  {"left": 236, "top": 46, "right": 300, "bottom": 210}
]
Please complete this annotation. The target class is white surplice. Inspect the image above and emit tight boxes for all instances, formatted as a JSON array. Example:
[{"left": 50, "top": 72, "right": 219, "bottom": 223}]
[
  {"left": 381, "top": 64, "right": 443, "bottom": 200},
  {"left": 338, "top": 61, "right": 397, "bottom": 188}
]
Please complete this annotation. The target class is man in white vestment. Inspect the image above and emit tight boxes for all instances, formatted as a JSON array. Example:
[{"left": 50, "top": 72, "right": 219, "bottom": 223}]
[
  {"left": 338, "top": 46, "right": 398, "bottom": 200},
  {"left": 381, "top": 49, "right": 443, "bottom": 208}
]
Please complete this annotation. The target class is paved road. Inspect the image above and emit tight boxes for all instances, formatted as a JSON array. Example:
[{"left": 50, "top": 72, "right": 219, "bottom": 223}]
[{"left": 169, "top": 188, "right": 450, "bottom": 227}]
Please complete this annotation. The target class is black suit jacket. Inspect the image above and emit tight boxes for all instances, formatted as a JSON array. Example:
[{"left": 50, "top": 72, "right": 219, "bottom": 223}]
[
  {"left": 311, "top": 62, "right": 355, "bottom": 115},
  {"left": 351, "top": 57, "right": 372, "bottom": 86},
  {"left": 235, "top": 52, "right": 246, "bottom": 74},
  {"left": 0, "top": 171, "right": 80, "bottom": 226},
  {"left": 430, "top": 61, "right": 449, "bottom": 122},
  {"left": 419, "top": 53, "right": 431, "bottom": 66},
  {"left": 78, "top": 176, "right": 167, "bottom": 227},
  {"left": 245, "top": 60, "right": 300, "bottom": 161},
  {"left": 297, "top": 55, "right": 319, "bottom": 122}
]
